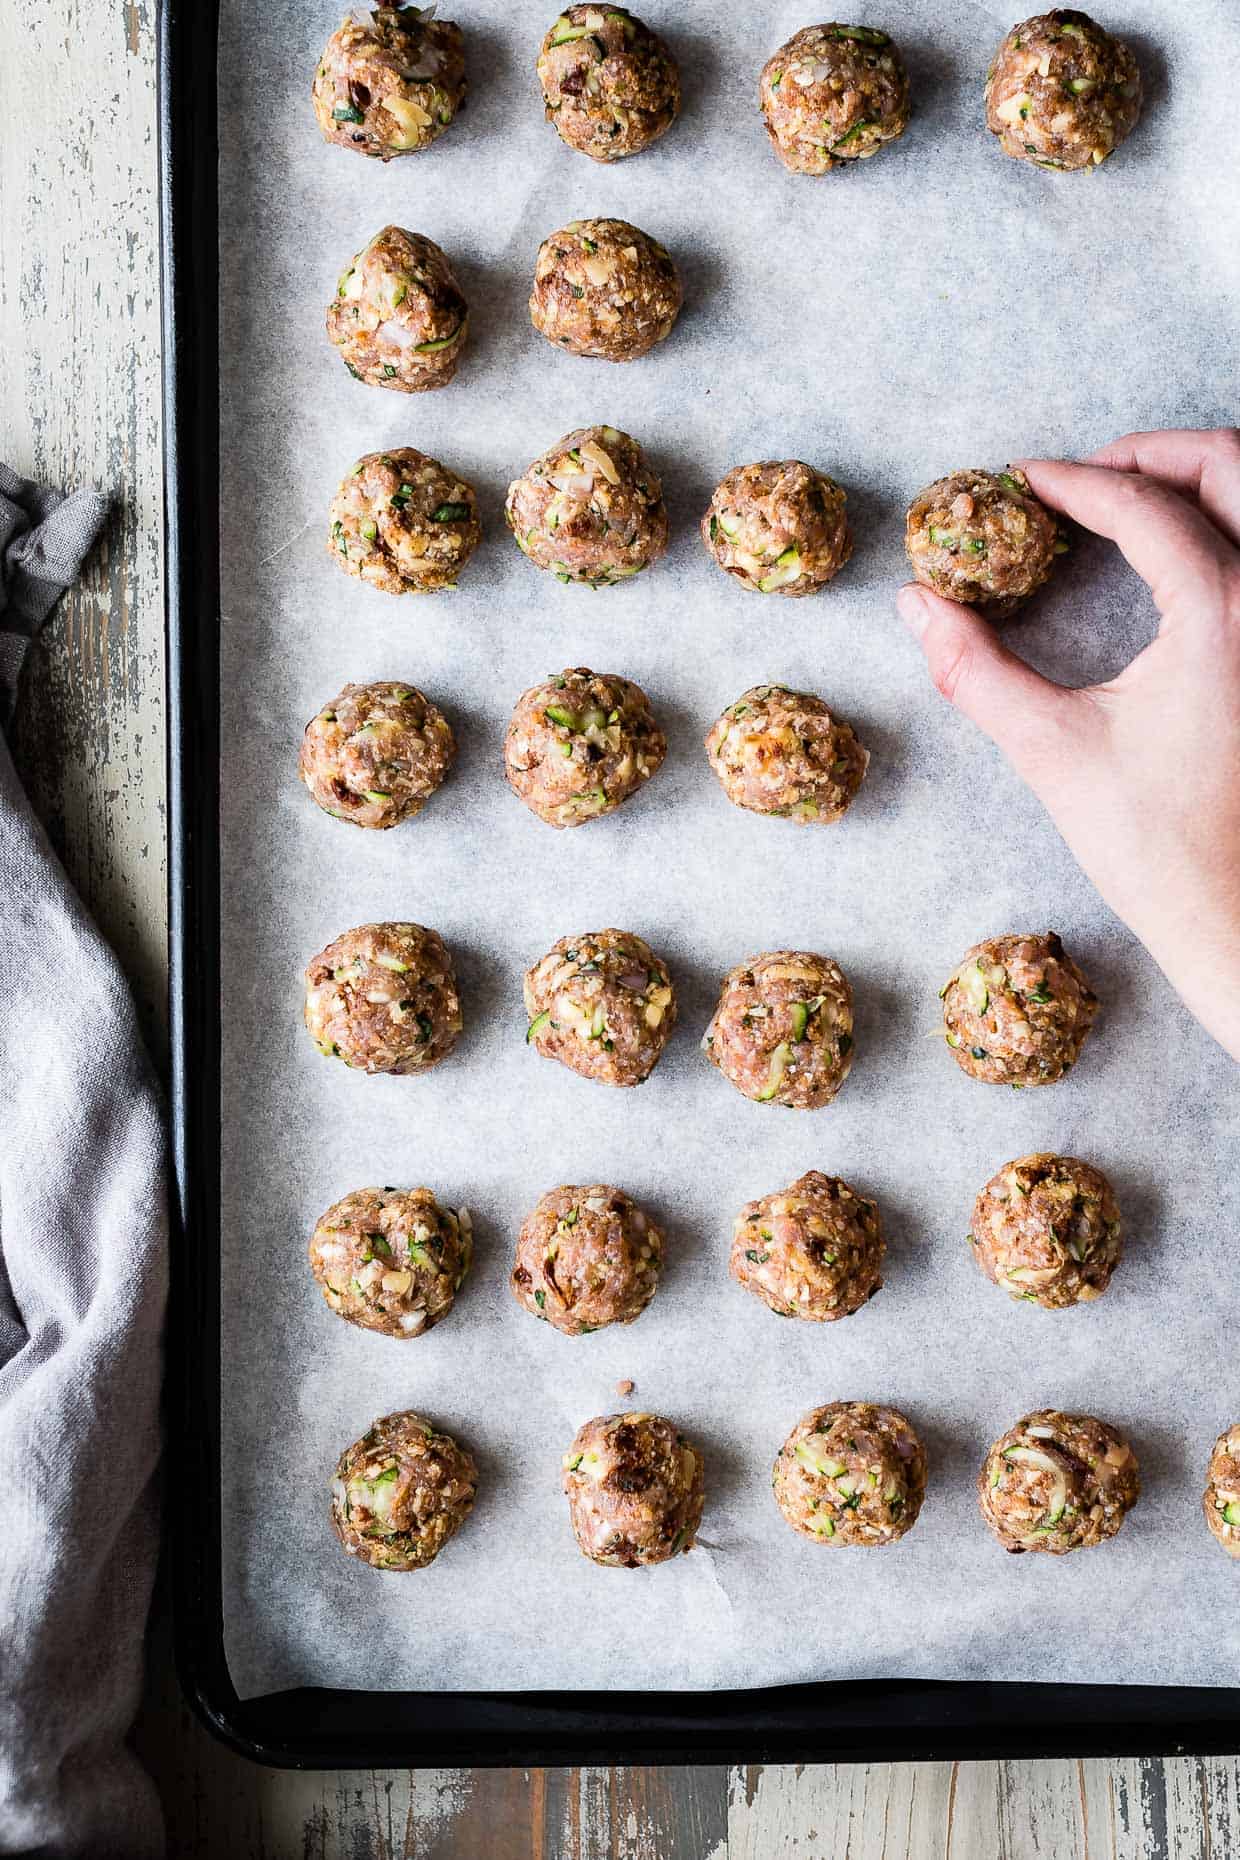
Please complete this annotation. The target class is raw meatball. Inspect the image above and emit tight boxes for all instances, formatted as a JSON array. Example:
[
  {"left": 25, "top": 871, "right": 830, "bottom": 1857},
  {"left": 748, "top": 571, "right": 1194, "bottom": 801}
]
[
  {"left": 941, "top": 931, "right": 1098, "bottom": 1087},
  {"left": 312, "top": 6, "right": 466, "bottom": 159},
  {"left": 562, "top": 1412, "right": 704, "bottom": 1566},
  {"left": 905, "top": 468, "right": 1061, "bottom": 618},
  {"left": 705, "top": 951, "right": 854, "bottom": 1108},
  {"left": 328, "top": 449, "right": 480, "bottom": 595},
  {"left": 969, "top": 1153, "right": 1122, "bottom": 1308},
  {"left": 985, "top": 10, "right": 1142, "bottom": 172},
  {"left": 731, "top": 1172, "right": 883, "bottom": 1322},
  {"left": 505, "top": 426, "right": 667, "bottom": 586},
  {"left": 1203, "top": 1425, "right": 1240, "bottom": 1558},
  {"left": 538, "top": 5, "right": 680, "bottom": 161},
  {"left": 504, "top": 668, "right": 666, "bottom": 828},
  {"left": 299, "top": 680, "right": 456, "bottom": 830},
  {"left": 773, "top": 1402, "right": 926, "bottom": 1545},
  {"left": 511, "top": 1184, "right": 662, "bottom": 1334},
  {"left": 978, "top": 1409, "right": 1139, "bottom": 1553},
  {"left": 529, "top": 218, "right": 681, "bottom": 362},
  {"left": 327, "top": 227, "right": 468, "bottom": 391},
  {"left": 331, "top": 1411, "right": 477, "bottom": 1570},
  {"left": 705, "top": 684, "right": 868, "bottom": 823},
  {"left": 304, "top": 921, "right": 461, "bottom": 1074},
  {"left": 309, "top": 1186, "right": 472, "bottom": 1338},
  {"left": 524, "top": 929, "right": 675, "bottom": 1087},
  {"left": 702, "top": 461, "right": 852, "bottom": 595},
  {"left": 759, "top": 24, "right": 910, "bottom": 175}
]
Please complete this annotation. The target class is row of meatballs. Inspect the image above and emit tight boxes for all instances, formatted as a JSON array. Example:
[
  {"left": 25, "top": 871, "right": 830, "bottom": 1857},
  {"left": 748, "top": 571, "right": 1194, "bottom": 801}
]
[
  {"left": 305, "top": 925, "right": 1099, "bottom": 1097},
  {"left": 314, "top": 5, "right": 1143, "bottom": 176},
  {"left": 326, "top": 433, "right": 1067, "bottom": 614}
]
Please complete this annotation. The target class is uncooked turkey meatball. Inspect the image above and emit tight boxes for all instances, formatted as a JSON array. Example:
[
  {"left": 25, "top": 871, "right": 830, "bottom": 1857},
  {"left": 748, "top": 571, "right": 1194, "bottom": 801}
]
[
  {"left": 905, "top": 468, "right": 1061, "bottom": 618},
  {"left": 505, "top": 426, "right": 667, "bottom": 586},
  {"left": 304, "top": 922, "right": 461, "bottom": 1074},
  {"left": 327, "top": 227, "right": 468, "bottom": 391},
  {"left": 299, "top": 680, "right": 455, "bottom": 830},
  {"left": 538, "top": 6, "right": 680, "bottom": 161},
  {"left": 705, "top": 951, "right": 854, "bottom": 1108},
  {"left": 703, "top": 461, "right": 852, "bottom": 595},
  {"left": 504, "top": 668, "right": 666, "bottom": 827},
  {"left": 329, "top": 449, "right": 480, "bottom": 595},
  {"left": 309, "top": 1186, "right": 472, "bottom": 1337},
  {"left": 331, "top": 1411, "right": 477, "bottom": 1570},
  {"left": 705, "top": 684, "right": 868, "bottom": 823},
  {"left": 511, "top": 1184, "right": 662, "bottom": 1334},
  {"left": 563, "top": 1412, "right": 704, "bottom": 1566},
  {"left": 941, "top": 931, "right": 1098, "bottom": 1087},
  {"left": 731, "top": 1172, "right": 883, "bottom": 1322},
  {"left": 773, "top": 1402, "right": 926, "bottom": 1545},
  {"left": 985, "top": 10, "right": 1142, "bottom": 172},
  {"left": 530, "top": 219, "right": 681, "bottom": 362},
  {"left": 969, "top": 1153, "right": 1122, "bottom": 1308},
  {"left": 759, "top": 24, "right": 910, "bottom": 175},
  {"left": 1203, "top": 1426, "right": 1240, "bottom": 1558},
  {"left": 524, "top": 929, "right": 675, "bottom": 1087},
  {"left": 978, "top": 1410, "right": 1139, "bottom": 1554},
  {"left": 312, "top": 6, "right": 466, "bottom": 159}
]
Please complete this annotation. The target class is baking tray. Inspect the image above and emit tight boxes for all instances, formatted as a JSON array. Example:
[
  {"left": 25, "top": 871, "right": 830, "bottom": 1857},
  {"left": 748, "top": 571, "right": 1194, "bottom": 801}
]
[{"left": 160, "top": 0, "right": 1240, "bottom": 1765}]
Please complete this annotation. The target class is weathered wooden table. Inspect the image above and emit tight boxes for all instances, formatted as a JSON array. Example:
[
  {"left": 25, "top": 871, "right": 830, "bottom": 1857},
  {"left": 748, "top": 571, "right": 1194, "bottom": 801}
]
[{"left": 2, "top": 4, "right": 1233, "bottom": 1853}]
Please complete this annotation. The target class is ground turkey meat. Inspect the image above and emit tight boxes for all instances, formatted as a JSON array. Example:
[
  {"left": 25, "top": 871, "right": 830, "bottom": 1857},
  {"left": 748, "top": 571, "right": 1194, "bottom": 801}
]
[
  {"left": 329, "top": 449, "right": 480, "bottom": 595},
  {"left": 304, "top": 922, "right": 461, "bottom": 1074},
  {"left": 731, "top": 1172, "right": 883, "bottom": 1321},
  {"left": 530, "top": 218, "right": 681, "bottom": 362},
  {"left": 563, "top": 1412, "right": 704, "bottom": 1566},
  {"left": 969, "top": 1153, "right": 1122, "bottom": 1308},
  {"left": 979, "top": 1409, "right": 1139, "bottom": 1554},
  {"left": 941, "top": 931, "right": 1098, "bottom": 1087},
  {"left": 331, "top": 1411, "right": 477, "bottom": 1570},
  {"left": 312, "top": 6, "right": 466, "bottom": 159},
  {"left": 773, "top": 1403, "right": 926, "bottom": 1545},
  {"left": 524, "top": 929, "right": 675, "bottom": 1087},
  {"left": 538, "top": 6, "right": 679, "bottom": 161},
  {"left": 703, "top": 461, "right": 852, "bottom": 595},
  {"left": 705, "top": 951, "right": 854, "bottom": 1108},
  {"left": 309, "top": 1186, "right": 471, "bottom": 1338},
  {"left": 759, "top": 25, "right": 910, "bottom": 175},
  {"left": 705, "top": 684, "right": 868, "bottom": 823},
  {"left": 504, "top": 668, "right": 666, "bottom": 827},
  {"left": 505, "top": 426, "right": 667, "bottom": 586},
  {"left": 985, "top": 10, "right": 1142, "bottom": 172},
  {"left": 1203, "top": 1426, "right": 1240, "bottom": 1558},
  {"left": 327, "top": 227, "right": 467, "bottom": 391},
  {"left": 299, "top": 680, "right": 455, "bottom": 830},
  {"left": 511, "top": 1184, "right": 662, "bottom": 1334},
  {"left": 905, "top": 468, "right": 1061, "bottom": 618}
]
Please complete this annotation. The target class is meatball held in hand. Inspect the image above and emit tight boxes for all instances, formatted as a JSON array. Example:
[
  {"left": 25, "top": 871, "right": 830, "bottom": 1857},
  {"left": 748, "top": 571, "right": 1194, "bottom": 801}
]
[
  {"left": 299, "top": 680, "right": 455, "bottom": 830},
  {"left": 328, "top": 449, "right": 480, "bottom": 595},
  {"left": 511, "top": 1185, "right": 662, "bottom": 1334},
  {"left": 705, "top": 951, "right": 854, "bottom": 1108},
  {"left": 760, "top": 24, "right": 910, "bottom": 175},
  {"left": 331, "top": 1411, "right": 477, "bottom": 1570},
  {"left": 941, "top": 931, "right": 1098, "bottom": 1086},
  {"left": 505, "top": 426, "right": 667, "bottom": 586},
  {"left": 905, "top": 468, "right": 1061, "bottom": 619},
  {"left": 978, "top": 1410, "right": 1139, "bottom": 1553},
  {"left": 525, "top": 930, "right": 675, "bottom": 1087},
  {"left": 538, "top": 6, "right": 680, "bottom": 161},
  {"left": 705, "top": 685, "right": 868, "bottom": 824},
  {"left": 563, "top": 1412, "right": 704, "bottom": 1566},
  {"left": 703, "top": 462, "right": 852, "bottom": 595},
  {"left": 530, "top": 219, "right": 681, "bottom": 362},
  {"left": 731, "top": 1172, "right": 883, "bottom": 1322},
  {"left": 1203, "top": 1426, "right": 1240, "bottom": 1558},
  {"left": 773, "top": 1402, "right": 926, "bottom": 1545},
  {"left": 969, "top": 1153, "right": 1122, "bottom": 1307},
  {"left": 304, "top": 922, "right": 461, "bottom": 1075},
  {"left": 327, "top": 227, "right": 468, "bottom": 391},
  {"left": 310, "top": 1186, "right": 472, "bottom": 1338},
  {"left": 985, "top": 10, "right": 1142, "bottom": 173},
  {"left": 312, "top": 6, "right": 466, "bottom": 159},
  {"left": 504, "top": 668, "right": 666, "bottom": 828}
]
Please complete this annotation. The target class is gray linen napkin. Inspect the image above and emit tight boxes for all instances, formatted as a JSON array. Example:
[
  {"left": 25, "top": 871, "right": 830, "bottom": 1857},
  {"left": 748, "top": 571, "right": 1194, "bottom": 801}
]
[{"left": 0, "top": 468, "right": 166, "bottom": 1858}]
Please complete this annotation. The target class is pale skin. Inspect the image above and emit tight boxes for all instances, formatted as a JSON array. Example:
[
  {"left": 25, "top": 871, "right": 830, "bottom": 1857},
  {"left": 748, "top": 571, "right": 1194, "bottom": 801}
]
[{"left": 899, "top": 427, "right": 1240, "bottom": 1064}]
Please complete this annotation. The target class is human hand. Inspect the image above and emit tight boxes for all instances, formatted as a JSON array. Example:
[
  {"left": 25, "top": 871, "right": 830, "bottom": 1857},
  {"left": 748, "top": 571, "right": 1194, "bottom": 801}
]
[{"left": 898, "top": 428, "right": 1240, "bottom": 1062}]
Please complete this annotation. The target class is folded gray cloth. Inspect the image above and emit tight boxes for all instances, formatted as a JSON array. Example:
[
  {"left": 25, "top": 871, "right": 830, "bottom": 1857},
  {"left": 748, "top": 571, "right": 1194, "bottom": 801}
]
[{"left": 0, "top": 468, "right": 166, "bottom": 1858}]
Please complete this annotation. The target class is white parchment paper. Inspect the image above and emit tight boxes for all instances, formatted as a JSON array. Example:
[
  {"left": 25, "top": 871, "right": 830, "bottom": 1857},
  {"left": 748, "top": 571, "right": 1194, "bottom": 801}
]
[{"left": 218, "top": 0, "right": 1240, "bottom": 1697}]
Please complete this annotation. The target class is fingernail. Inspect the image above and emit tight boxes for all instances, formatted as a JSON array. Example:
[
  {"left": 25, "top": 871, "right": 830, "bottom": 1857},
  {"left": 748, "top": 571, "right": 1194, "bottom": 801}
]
[{"left": 897, "top": 584, "right": 929, "bottom": 638}]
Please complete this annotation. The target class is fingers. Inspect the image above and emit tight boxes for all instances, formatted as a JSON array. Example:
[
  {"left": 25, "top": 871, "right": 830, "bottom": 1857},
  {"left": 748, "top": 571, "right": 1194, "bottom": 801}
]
[{"left": 1084, "top": 428, "right": 1240, "bottom": 550}]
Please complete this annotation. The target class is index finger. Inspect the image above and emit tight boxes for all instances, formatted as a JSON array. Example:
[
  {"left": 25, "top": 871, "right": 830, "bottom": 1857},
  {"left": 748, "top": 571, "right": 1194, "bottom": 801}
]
[{"left": 1086, "top": 428, "right": 1240, "bottom": 550}]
